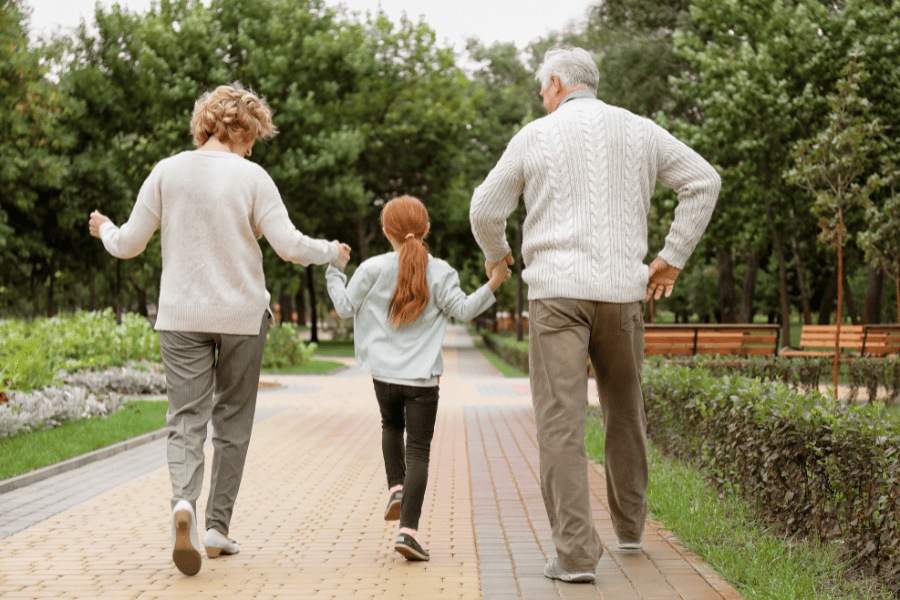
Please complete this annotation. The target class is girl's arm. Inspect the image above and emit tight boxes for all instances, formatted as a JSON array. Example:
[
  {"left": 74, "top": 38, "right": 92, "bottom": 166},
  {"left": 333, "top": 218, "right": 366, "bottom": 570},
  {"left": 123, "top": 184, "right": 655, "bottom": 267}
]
[
  {"left": 433, "top": 267, "right": 498, "bottom": 323},
  {"left": 326, "top": 263, "right": 376, "bottom": 319}
]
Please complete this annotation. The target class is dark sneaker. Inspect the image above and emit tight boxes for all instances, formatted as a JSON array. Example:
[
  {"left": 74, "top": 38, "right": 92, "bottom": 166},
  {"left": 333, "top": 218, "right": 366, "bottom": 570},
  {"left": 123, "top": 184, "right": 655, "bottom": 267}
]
[
  {"left": 543, "top": 557, "right": 595, "bottom": 583},
  {"left": 395, "top": 533, "right": 430, "bottom": 561},
  {"left": 384, "top": 490, "right": 403, "bottom": 521}
]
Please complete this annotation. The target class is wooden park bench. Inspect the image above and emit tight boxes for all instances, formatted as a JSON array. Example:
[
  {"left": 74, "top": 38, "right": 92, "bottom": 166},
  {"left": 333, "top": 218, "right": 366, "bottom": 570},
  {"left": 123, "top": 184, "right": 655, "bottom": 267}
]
[
  {"left": 781, "top": 325, "right": 900, "bottom": 358},
  {"left": 643, "top": 324, "right": 781, "bottom": 356}
]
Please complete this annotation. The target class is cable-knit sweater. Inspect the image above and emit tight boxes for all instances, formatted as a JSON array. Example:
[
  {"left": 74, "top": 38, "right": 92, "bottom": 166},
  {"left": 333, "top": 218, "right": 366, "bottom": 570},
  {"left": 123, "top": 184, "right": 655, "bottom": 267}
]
[
  {"left": 98, "top": 150, "right": 339, "bottom": 335},
  {"left": 470, "top": 96, "right": 721, "bottom": 303}
]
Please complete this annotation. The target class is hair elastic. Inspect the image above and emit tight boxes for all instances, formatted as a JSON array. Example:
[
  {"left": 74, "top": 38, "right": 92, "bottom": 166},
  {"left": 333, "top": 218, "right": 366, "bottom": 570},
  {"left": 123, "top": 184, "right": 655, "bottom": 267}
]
[{"left": 405, "top": 233, "right": 415, "bottom": 240}]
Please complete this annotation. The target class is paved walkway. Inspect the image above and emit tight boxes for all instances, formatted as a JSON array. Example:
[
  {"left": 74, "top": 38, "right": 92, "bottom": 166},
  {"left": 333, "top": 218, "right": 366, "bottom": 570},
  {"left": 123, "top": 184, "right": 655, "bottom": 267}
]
[{"left": 0, "top": 326, "right": 743, "bottom": 599}]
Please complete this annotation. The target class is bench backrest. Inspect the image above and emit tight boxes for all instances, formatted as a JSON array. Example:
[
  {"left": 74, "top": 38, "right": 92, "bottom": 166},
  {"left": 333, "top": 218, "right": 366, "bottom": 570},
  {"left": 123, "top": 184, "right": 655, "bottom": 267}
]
[
  {"left": 645, "top": 327, "right": 779, "bottom": 356},
  {"left": 863, "top": 327, "right": 900, "bottom": 356},
  {"left": 797, "top": 325, "right": 866, "bottom": 350}
]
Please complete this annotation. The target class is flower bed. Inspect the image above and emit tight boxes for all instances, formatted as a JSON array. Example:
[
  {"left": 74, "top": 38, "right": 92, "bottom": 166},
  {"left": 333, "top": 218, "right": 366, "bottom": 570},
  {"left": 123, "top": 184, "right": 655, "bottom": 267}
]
[
  {"left": 643, "top": 363, "right": 900, "bottom": 588},
  {"left": 0, "top": 386, "right": 124, "bottom": 439}
]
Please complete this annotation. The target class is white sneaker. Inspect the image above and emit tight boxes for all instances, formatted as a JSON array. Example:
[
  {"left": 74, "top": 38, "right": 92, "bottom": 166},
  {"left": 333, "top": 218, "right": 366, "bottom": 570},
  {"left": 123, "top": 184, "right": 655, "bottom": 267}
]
[
  {"left": 617, "top": 539, "right": 643, "bottom": 550},
  {"left": 543, "top": 557, "right": 596, "bottom": 583},
  {"left": 204, "top": 528, "right": 241, "bottom": 558},
  {"left": 171, "top": 500, "right": 202, "bottom": 576}
]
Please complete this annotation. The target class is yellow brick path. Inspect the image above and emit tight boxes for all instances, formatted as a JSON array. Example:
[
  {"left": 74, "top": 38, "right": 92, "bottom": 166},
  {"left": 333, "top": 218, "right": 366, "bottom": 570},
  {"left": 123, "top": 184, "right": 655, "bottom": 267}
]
[{"left": 0, "top": 325, "right": 743, "bottom": 599}]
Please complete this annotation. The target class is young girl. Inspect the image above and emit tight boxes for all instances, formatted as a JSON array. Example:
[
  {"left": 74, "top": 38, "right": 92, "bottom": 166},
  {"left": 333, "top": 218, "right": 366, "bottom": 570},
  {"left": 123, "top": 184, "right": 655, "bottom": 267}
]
[{"left": 326, "top": 195, "right": 509, "bottom": 561}]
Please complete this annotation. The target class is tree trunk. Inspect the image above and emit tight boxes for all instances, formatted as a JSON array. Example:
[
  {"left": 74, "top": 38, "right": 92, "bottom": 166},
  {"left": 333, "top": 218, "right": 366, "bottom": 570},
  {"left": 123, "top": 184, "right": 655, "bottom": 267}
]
[
  {"left": 763, "top": 194, "right": 792, "bottom": 347},
  {"left": 738, "top": 247, "right": 760, "bottom": 323},
  {"left": 841, "top": 269, "right": 860, "bottom": 325},
  {"left": 862, "top": 266, "right": 884, "bottom": 324},
  {"left": 278, "top": 284, "right": 292, "bottom": 326},
  {"left": 307, "top": 264, "right": 318, "bottom": 343},
  {"left": 833, "top": 230, "right": 843, "bottom": 401},
  {"left": 128, "top": 265, "right": 148, "bottom": 317},
  {"left": 296, "top": 270, "right": 307, "bottom": 327},
  {"left": 516, "top": 202, "right": 524, "bottom": 342},
  {"left": 115, "top": 260, "right": 123, "bottom": 325},
  {"left": 46, "top": 269, "right": 55, "bottom": 317},
  {"left": 818, "top": 268, "right": 838, "bottom": 325},
  {"left": 788, "top": 222, "right": 812, "bottom": 325},
  {"left": 90, "top": 274, "right": 98, "bottom": 312},
  {"left": 716, "top": 247, "right": 738, "bottom": 323},
  {"left": 355, "top": 216, "right": 376, "bottom": 262}
]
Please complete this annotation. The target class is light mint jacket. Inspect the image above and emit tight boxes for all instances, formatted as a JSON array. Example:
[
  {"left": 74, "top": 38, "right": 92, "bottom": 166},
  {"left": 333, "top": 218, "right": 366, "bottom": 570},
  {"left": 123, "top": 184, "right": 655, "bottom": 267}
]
[{"left": 326, "top": 253, "right": 495, "bottom": 380}]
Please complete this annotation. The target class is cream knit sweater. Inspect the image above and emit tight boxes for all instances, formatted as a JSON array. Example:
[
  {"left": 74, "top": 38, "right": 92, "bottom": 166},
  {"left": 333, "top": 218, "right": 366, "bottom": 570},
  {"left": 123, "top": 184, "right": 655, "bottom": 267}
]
[
  {"left": 99, "top": 150, "right": 339, "bottom": 335},
  {"left": 470, "top": 97, "right": 721, "bottom": 303}
]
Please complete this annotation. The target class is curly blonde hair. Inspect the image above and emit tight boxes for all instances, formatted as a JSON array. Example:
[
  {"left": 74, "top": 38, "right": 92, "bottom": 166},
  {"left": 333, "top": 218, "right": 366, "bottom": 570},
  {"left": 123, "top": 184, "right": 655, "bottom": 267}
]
[{"left": 190, "top": 82, "right": 278, "bottom": 148}]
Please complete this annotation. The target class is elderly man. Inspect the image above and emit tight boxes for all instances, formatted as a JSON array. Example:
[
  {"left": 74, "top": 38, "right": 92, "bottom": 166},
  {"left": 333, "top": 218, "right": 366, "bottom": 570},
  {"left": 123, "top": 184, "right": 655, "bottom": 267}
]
[{"left": 470, "top": 45, "right": 720, "bottom": 583}]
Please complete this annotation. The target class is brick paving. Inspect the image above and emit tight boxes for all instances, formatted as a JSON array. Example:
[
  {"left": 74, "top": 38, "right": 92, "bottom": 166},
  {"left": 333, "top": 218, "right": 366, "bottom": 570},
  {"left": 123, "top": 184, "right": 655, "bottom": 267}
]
[{"left": 0, "top": 325, "right": 743, "bottom": 599}]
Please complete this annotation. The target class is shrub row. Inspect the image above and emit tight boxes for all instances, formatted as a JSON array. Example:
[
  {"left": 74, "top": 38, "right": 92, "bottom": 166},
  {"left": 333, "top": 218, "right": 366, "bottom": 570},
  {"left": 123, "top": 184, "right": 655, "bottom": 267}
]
[
  {"left": 643, "top": 364, "right": 900, "bottom": 588},
  {"left": 0, "top": 386, "right": 124, "bottom": 439},
  {"left": 667, "top": 355, "right": 900, "bottom": 403},
  {"left": 262, "top": 324, "right": 317, "bottom": 369},
  {"left": 481, "top": 332, "right": 529, "bottom": 374}
]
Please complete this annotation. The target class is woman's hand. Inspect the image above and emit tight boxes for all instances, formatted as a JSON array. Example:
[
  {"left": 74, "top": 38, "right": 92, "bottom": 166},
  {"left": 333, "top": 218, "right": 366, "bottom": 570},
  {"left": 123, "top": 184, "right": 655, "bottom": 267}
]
[{"left": 89, "top": 211, "right": 111, "bottom": 238}]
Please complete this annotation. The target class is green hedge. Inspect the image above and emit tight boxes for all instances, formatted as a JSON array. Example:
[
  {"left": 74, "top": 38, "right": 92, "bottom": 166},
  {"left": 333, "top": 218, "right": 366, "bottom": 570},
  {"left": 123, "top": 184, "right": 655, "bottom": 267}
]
[
  {"left": 668, "top": 355, "right": 900, "bottom": 402},
  {"left": 481, "top": 332, "right": 529, "bottom": 374},
  {"left": 643, "top": 364, "right": 900, "bottom": 588}
]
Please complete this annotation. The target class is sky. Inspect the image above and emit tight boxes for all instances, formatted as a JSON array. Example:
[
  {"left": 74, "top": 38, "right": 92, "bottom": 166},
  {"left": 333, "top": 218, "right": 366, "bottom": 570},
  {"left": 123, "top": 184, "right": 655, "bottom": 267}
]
[{"left": 25, "top": 0, "right": 594, "bottom": 53}]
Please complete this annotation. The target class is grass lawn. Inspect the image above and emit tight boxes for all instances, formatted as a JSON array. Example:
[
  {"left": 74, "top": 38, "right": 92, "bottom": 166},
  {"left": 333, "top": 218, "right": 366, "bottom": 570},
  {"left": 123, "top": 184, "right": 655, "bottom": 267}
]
[
  {"left": 0, "top": 400, "right": 168, "bottom": 481},
  {"left": 586, "top": 409, "right": 891, "bottom": 600},
  {"left": 471, "top": 337, "right": 528, "bottom": 378},
  {"left": 261, "top": 359, "right": 345, "bottom": 374},
  {"left": 311, "top": 339, "right": 355, "bottom": 357}
]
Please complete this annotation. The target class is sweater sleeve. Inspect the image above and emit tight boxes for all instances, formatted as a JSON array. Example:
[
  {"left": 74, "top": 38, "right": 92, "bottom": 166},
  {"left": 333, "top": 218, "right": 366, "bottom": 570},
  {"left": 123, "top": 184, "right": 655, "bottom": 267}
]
[
  {"left": 99, "top": 170, "right": 162, "bottom": 259},
  {"left": 254, "top": 176, "right": 339, "bottom": 266},
  {"left": 653, "top": 123, "right": 721, "bottom": 269},
  {"left": 326, "top": 263, "right": 376, "bottom": 319},
  {"left": 432, "top": 266, "right": 496, "bottom": 322},
  {"left": 469, "top": 130, "right": 527, "bottom": 263}
]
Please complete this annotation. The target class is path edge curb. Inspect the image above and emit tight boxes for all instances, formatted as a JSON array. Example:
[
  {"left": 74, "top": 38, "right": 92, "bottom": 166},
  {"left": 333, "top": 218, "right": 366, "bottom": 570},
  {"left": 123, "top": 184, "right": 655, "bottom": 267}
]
[{"left": 0, "top": 427, "right": 167, "bottom": 495}]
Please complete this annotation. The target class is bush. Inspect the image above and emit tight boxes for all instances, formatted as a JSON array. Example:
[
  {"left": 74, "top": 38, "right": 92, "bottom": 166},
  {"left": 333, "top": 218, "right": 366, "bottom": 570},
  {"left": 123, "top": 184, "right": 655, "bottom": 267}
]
[
  {"left": 262, "top": 324, "right": 317, "bottom": 369},
  {"left": 643, "top": 363, "right": 900, "bottom": 589},
  {"left": 0, "top": 310, "right": 161, "bottom": 393},
  {"left": 481, "top": 332, "right": 529, "bottom": 374},
  {"left": 0, "top": 386, "right": 124, "bottom": 439}
]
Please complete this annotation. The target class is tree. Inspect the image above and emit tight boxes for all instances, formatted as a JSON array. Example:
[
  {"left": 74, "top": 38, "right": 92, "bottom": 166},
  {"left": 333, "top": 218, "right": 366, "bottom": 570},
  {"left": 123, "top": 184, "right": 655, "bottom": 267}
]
[
  {"left": 859, "top": 163, "right": 900, "bottom": 324},
  {"left": 785, "top": 52, "right": 885, "bottom": 398}
]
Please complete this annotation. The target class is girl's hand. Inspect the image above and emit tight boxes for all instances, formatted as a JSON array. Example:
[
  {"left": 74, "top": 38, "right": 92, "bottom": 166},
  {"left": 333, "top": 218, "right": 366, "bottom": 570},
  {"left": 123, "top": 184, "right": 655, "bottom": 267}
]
[
  {"left": 333, "top": 242, "right": 352, "bottom": 269},
  {"left": 488, "top": 261, "right": 511, "bottom": 292},
  {"left": 89, "top": 211, "right": 111, "bottom": 238}
]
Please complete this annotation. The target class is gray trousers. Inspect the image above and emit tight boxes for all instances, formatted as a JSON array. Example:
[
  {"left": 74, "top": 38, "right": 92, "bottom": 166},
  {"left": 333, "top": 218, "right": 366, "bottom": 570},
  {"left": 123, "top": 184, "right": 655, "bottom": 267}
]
[
  {"left": 529, "top": 299, "right": 647, "bottom": 573},
  {"left": 158, "top": 313, "right": 269, "bottom": 536}
]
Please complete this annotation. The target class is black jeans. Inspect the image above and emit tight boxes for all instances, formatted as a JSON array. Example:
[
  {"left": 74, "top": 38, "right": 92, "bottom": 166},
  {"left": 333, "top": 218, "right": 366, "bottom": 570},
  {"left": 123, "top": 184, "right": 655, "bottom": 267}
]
[{"left": 373, "top": 379, "right": 440, "bottom": 530}]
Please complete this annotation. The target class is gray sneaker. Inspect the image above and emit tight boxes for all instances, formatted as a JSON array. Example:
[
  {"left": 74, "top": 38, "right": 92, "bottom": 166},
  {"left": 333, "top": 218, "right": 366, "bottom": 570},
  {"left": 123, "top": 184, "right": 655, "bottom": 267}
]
[
  {"left": 395, "top": 533, "right": 430, "bottom": 561},
  {"left": 543, "top": 557, "right": 596, "bottom": 583},
  {"left": 384, "top": 490, "right": 403, "bottom": 521}
]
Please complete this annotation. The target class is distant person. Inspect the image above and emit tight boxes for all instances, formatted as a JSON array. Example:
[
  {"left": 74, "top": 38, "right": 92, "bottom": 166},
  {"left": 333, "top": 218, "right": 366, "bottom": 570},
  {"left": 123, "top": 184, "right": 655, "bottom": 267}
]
[
  {"left": 470, "top": 46, "right": 720, "bottom": 583},
  {"left": 88, "top": 82, "right": 351, "bottom": 576},
  {"left": 326, "top": 195, "right": 509, "bottom": 561}
]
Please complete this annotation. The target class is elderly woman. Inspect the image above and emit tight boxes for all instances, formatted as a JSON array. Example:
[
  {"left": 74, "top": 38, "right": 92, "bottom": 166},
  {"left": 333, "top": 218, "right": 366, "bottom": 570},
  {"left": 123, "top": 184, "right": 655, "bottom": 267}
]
[{"left": 89, "top": 82, "right": 350, "bottom": 576}]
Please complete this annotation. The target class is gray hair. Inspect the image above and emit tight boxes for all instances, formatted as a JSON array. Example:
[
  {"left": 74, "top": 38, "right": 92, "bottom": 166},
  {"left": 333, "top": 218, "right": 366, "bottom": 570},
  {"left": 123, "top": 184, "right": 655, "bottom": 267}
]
[{"left": 535, "top": 45, "right": 599, "bottom": 93}]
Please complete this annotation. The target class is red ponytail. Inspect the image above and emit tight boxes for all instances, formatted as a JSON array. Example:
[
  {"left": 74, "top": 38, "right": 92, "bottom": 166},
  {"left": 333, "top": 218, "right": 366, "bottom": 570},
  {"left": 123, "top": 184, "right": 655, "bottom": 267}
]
[{"left": 382, "top": 196, "right": 430, "bottom": 327}]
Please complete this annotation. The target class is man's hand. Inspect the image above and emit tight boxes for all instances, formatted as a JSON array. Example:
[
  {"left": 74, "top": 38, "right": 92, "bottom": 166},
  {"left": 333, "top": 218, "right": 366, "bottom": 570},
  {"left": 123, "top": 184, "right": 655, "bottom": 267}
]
[
  {"left": 485, "top": 251, "right": 514, "bottom": 279},
  {"left": 89, "top": 210, "right": 111, "bottom": 239},
  {"left": 334, "top": 242, "right": 352, "bottom": 269},
  {"left": 645, "top": 256, "right": 681, "bottom": 303}
]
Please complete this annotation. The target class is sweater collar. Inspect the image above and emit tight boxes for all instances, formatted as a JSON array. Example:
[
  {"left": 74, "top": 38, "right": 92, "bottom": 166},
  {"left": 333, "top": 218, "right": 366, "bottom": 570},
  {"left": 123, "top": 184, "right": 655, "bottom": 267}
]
[{"left": 557, "top": 90, "right": 597, "bottom": 110}]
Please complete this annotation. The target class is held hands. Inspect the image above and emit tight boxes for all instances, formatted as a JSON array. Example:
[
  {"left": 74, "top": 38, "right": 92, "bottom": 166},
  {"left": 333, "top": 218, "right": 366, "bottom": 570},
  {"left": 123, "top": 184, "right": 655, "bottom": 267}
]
[
  {"left": 645, "top": 256, "right": 681, "bottom": 303},
  {"left": 333, "top": 242, "right": 352, "bottom": 269},
  {"left": 484, "top": 251, "right": 514, "bottom": 280},
  {"left": 487, "top": 256, "right": 513, "bottom": 293},
  {"left": 88, "top": 211, "right": 111, "bottom": 239}
]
